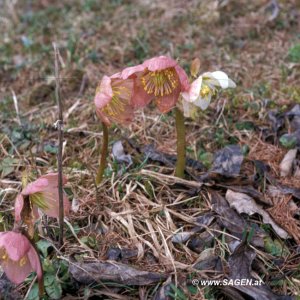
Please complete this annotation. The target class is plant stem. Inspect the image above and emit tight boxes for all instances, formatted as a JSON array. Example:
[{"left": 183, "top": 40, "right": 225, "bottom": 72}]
[
  {"left": 175, "top": 107, "right": 186, "bottom": 178},
  {"left": 53, "top": 43, "right": 64, "bottom": 248},
  {"left": 96, "top": 122, "right": 109, "bottom": 185}
]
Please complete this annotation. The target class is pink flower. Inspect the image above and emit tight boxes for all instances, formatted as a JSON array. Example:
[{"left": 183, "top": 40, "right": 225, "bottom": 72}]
[
  {"left": 94, "top": 72, "right": 137, "bottom": 126},
  {"left": 15, "top": 173, "right": 70, "bottom": 221},
  {"left": 0, "top": 231, "right": 42, "bottom": 284},
  {"left": 121, "top": 56, "right": 190, "bottom": 113}
]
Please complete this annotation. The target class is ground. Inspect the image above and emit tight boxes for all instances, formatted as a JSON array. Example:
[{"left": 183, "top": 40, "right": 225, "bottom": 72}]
[{"left": 0, "top": 0, "right": 300, "bottom": 299}]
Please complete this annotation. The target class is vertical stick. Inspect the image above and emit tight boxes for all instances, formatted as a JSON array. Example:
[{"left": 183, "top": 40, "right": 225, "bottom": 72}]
[
  {"left": 96, "top": 122, "right": 109, "bottom": 185},
  {"left": 174, "top": 107, "right": 186, "bottom": 178},
  {"left": 53, "top": 42, "right": 64, "bottom": 247}
]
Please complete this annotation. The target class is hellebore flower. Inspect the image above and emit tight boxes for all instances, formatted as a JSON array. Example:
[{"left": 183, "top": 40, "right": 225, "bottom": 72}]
[
  {"left": 182, "top": 71, "right": 236, "bottom": 116},
  {"left": 94, "top": 73, "right": 136, "bottom": 126},
  {"left": 0, "top": 231, "right": 42, "bottom": 284},
  {"left": 122, "top": 56, "right": 190, "bottom": 113},
  {"left": 15, "top": 173, "right": 70, "bottom": 222}
]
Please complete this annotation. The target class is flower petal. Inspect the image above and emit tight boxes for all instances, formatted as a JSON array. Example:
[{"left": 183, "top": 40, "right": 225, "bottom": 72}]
[
  {"left": 155, "top": 86, "right": 181, "bottom": 113},
  {"left": 41, "top": 173, "right": 67, "bottom": 187},
  {"left": 183, "top": 76, "right": 203, "bottom": 102},
  {"left": 27, "top": 245, "right": 43, "bottom": 280},
  {"left": 131, "top": 74, "right": 153, "bottom": 108},
  {"left": 0, "top": 232, "right": 31, "bottom": 261},
  {"left": 210, "top": 71, "right": 230, "bottom": 89},
  {"left": 228, "top": 78, "right": 236, "bottom": 88},
  {"left": 94, "top": 75, "right": 113, "bottom": 109},
  {"left": 175, "top": 65, "right": 190, "bottom": 92},
  {"left": 143, "top": 56, "right": 177, "bottom": 71},
  {"left": 21, "top": 178, "right": 49, "bottom": 196},
  {"left": 182, "top": 100, "right": 192, "bottom": 118},
  {"left": 194, "top": 94, "right": 212, "bottom": 110},
  {"left": 2, "top": 255, "right": 33, "bottom": 284},
  {"left": 40, "top": 188, "right": 70, "bottom": 218},
  {"left": 120, "top": 64, "right": 145, "bottom": 79}
]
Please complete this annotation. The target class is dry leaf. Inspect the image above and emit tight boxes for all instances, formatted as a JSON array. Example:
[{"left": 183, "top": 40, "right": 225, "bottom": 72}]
[
  {"left": 225, "top": 190, "right": 289, "bottom": 239},
  {"left": 279, "top": 149, "right": 297, "bottom": 177}
]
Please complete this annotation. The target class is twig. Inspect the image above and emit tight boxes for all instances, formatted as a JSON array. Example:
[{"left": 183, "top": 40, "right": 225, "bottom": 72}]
[
  {"left": 140, "top": 169, "right": 203, "bottom": 188},
  {"left": 53, "top": 42, "right": 65, "bottom": 248},
  {"left": 96, "top": 122, "right": 109, "bottom": 185},
  {"left": 10, "top": 88, "right": 21, "bottom": 126}
]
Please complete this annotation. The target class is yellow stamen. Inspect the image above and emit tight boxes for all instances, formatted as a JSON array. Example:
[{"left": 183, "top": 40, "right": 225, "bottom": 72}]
[
  {"left": 200, "top": 85, "right": 212, "bottom": 98},
  {"left": 0, "top": 248, "right": 8, "bottom": 261},
  {"left": 30, "top": 192, "right": 49, "bottom": 210},
  {"left": 101, "top": 86, "right": 130, "bottom": 118},
  {"left": 141, "top": 68, "right": 178, "bottom": 97},
  {"left": 19, "top": 256, "right": 27, "bottom": 267}
]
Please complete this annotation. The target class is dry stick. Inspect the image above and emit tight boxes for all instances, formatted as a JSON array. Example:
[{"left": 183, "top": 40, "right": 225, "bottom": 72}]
[{"left": 53, "top": 43, "right": 65, "bottom": 248}]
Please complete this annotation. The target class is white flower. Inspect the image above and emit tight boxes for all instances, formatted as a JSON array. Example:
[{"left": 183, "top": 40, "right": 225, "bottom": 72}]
[{"left": 182, "top": 71, "right": 236, "bottom": 117}]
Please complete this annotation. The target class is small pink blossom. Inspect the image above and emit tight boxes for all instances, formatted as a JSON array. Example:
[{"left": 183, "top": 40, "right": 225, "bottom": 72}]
[
  {"left": 122, "top": 56, "right": 190, "bottom": 113},
  {"left": 15, "top": 173, "right": 70, "bottom": 222},
  {"left": 94, "top": 73, "right": 136, "bottom": 126},
  {"left": 0, "top": 231, "right": 42, "bottom": 284}
]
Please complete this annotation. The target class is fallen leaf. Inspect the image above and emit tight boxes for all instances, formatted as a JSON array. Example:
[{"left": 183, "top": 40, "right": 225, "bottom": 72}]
[
  {"left": 153, "top": 277, "right": 172, "bottom": 300},
  {"left": 228, "top": 241, "right": 256, "bottom": 279},
  {"left": 218, "top": 185, "right": 272, "bottom": 206},
  {"left": 142, "top": 144, "right": 204, "bottom": 171},
  {"left": 112, "top": 140, "right": 133, "bottom": 165},
  {"left": 171, "top": 231, "right": 196, "bottom": 244},
  {"left": 211, "top": 190, "right": 247, "bottom": 234},
  {"left": 69, "top": 260, "right": 166, "bottom": 285},
  {"left": 210, "top": 145, "right": 244, "bottom": 176},
  {"left": 279, "top": 149, "right": 297, "bottom": 177},
  {"left": 286, "top": 104, "right": 300, "bottom": 117},
  {"left": 106, "top": 247, "right": 138, "bottom": 261},
  {"left": 225, "top": 190, "right": 289, "bottom": 239}
]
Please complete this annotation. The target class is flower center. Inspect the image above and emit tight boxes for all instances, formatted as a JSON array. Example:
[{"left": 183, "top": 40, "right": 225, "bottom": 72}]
[
  {"left": 0, "top": 247, "right": 27, "bottom": 267},
  {"left": 30, "top": 192, "right": 49, "bottom": 210},
  {"left": 101, "top": 85, "right": 130, "bottom": 117},
  {"left": 19, "top": 256, "right": 27, "bottom": 267},
  {"left": 0, "top": 248, "right": 8, "bottom": 261},
  {"left": 200, "top": 85, "right": 212, "bottom": 98},
  {"left": 141, "top": 68, "right": 179, "bottom": 97}
]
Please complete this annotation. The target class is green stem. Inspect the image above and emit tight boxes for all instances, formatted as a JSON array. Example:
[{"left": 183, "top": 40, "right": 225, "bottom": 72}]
[
  {"left": 175, "top": 107, "right": 186, "bottom": 178},
  {"left": 96, "top": 122, "right": 109, "bottom": 185}
]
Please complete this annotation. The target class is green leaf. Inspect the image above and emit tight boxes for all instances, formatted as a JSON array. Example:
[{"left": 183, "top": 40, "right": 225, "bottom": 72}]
[
  {"left": 279, "top": 133, "right": 298, "bottom": 149},
  {"left": 36, "top": 240, "right": 53, "bottom": 257},
  {"left": 43, "top": 258, "right": 56, "bottom": 273},
  {"left": 288, "top": 43, "right": 300, "bottom": 63},
  {"left": 0, "top": 157, "right": 19, "bottom": 177},
  {"left": 167, "top": 284, "right": 187, "bottom": 300},
  {"left": 187, "top": 284, "right": 198, "bottom": 295},
  {"left": 235, "top": 121, "right": 254, "bottom": 131},
  {"left": 198, "top": 152, "right": 213, "bottom": 169},
  {"left": 26, "top": 283, "right": 39, "bottom": 300},
  {"left": 44, "top": 144, "right": 58, "bottom": 154},
  {"left": 264, "top": 237, "right": 289, "bottom": 257},
  {"left": 44, "top": 274, "right": 62, "bottom": 300}
]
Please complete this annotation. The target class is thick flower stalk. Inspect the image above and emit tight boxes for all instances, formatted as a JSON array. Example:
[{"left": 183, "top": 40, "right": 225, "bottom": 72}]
[
  {"left": 94, "top": 73, "right": 136, "bottom": 185},
  {"left": 0, "top": 231, "right": 43, "bottom": 294},
  {"left": 182, "top": 71, "right": 236, "bottom": 116},
  {"left": 15, "top": 173, "right": 70, "bottom": 235},
  {"left": 174, "top": 107, "right": 186, "bottom": 177}
]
